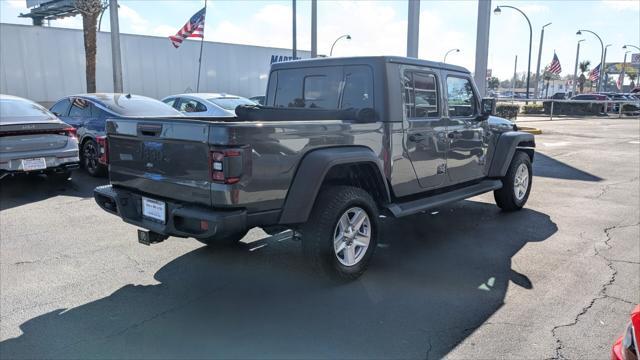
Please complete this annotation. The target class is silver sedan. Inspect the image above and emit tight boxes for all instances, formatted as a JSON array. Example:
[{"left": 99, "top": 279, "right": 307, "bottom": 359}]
[
  {"left": 161, "top": 93, "right": 256, "bottom": 117},
  {"left": 0, "top": 94, "right": 79, "bottom": 181}
]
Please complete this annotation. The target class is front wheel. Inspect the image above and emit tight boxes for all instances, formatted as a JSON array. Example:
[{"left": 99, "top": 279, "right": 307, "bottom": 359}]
[
  {"left": 494, "top": 151, "right": 532, "bottom": 211},
  {"left": 301, "top": 186, "right": 379, "bottom": 281}
]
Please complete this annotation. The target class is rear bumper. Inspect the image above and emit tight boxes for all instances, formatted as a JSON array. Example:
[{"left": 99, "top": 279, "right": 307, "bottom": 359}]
[
  {"left": 94, "top": 185, "right": 247, "bottom": 240},
  {"left": 0, "top": 160, "right": 79, "bottom": 179}
]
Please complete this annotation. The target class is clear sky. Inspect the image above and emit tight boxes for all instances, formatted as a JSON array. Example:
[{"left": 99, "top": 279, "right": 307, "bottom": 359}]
[{"left": 1, "top": 0, "right": 638, "bottom": 80}]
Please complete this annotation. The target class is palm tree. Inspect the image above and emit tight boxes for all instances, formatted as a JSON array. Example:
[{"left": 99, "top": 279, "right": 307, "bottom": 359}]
[
  {"left": 578, "top": 60, "right": 591, "bottom": 94},
  {"left": 74, "top": 0, "right": 107, "bottom": 93}
]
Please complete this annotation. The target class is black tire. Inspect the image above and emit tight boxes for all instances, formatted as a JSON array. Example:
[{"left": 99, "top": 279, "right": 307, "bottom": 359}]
[
  {"left": 48, "top": 170, "right": 72, "bottom": 182},
  {"left": 300, "top": 186, "right": 379, "bottom": 281},
  {"left": 494, "top": 151, "right": 532, "bottom": 211},
  {"left": 82, "top": 139, "right": 106, "bottom": 177},
  {"left": 196, "top": 230, "right": 248, "bottom": 248}
]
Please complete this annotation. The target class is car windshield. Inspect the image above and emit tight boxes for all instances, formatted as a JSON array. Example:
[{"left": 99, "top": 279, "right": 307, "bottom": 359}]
[
  {"left": 95, "top": 95, "right": 182, "bottom": 117},
  {"left": 209, "top": 97, "right": 255, "bottom": 110},
  {"left": 0, "top": 98, "right": 53, "bottom": 118}
]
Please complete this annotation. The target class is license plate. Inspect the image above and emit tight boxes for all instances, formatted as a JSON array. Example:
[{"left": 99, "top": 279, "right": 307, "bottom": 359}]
[
  {"left": 21, "top": 158, "right": 47, "bottom": 171},
  {"left": 142, "top": 197, "right": 166, "bottom": 223}
]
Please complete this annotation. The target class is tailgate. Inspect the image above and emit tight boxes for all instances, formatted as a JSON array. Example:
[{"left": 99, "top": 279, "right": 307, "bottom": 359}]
[{"left": 107, "top": 118, "right": 213, "bottom": 207}]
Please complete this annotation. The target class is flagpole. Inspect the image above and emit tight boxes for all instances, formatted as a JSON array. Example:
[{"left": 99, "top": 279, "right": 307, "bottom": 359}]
[{"left": 196, "top": 0, "right": 207, "bottom": 92}]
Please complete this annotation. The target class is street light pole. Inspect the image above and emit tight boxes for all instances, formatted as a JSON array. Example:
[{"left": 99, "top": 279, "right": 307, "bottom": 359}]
[
  {"left": 572, "top": 39, "right": 584, "bottom": 96},
  {"left": 109, "top": 0, "right": 123, "bottom": 93},
  {"left": 495, "top": 5, "right": 532, "bottom": 100},
  {"left": 622, "top": 44, "right": 640, "bottom": 51},
  {"left": 407, "top": 0, "right": 420, "bottom": 58},
  {"left": 330, "top": 34, "right": 351, "bottom": 56},
  {"left": 534, "top": 22, "right": 551, "bottom": 99},
  {"left": 577, "top": 29, "right": 605, "bottom": 92},
  {"left": 292, "top": 0, "right": 296, "bottom": 59},
  {"left": 602, "top": 44, "right": 611, "bottom": 91},
  {"left": 620, "top": 51, "right": 630, "bottom": 92},
  {"left": 311, "top": 0, "right": 317, "bottom": 58},
  {"left": 443, "top": 48, "right": 460, "bottom": 63}
]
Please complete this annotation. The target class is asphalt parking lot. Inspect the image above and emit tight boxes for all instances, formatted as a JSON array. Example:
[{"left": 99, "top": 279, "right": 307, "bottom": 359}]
[{"left": 1, "top": 117, "right": 638, "bottom": 359}]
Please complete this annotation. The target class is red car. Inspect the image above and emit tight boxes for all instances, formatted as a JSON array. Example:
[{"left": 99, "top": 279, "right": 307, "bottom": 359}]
[{"left": 612, "top": 304, "right": 640, "bottom": 360}]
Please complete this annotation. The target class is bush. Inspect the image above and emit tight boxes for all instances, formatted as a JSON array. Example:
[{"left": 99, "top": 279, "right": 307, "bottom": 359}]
[
  {"left": 521, "top": 103, "right": 544, "bottom": 114},
  {"left": 542, "top": 101, "right": 602, "bottom": 115},
  {"left": 495, "top": 103, "right": 520, "bottom": 119}
]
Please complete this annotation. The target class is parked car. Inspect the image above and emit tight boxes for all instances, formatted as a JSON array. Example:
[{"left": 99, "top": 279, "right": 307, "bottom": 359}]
[
  {"left": 570, "top": 93, "right": 611, "bottom": 112},
  {"left": 162, "top": 93, "right": 256, "bottom": 117},
  {"left": 249, "top": 96, "right": 265, "bottom": 105},
  {"left": 611, "top": 304, "right": 639, "bottom": 360},
  {"left": 94, "top": 56, "right": 535, "bottom": 280},
  {"left": 0, "top": 94, "right": 79, "bottom": 181},
  {"left": 50, "top": 93, "right": 182, "bottom": 176}
]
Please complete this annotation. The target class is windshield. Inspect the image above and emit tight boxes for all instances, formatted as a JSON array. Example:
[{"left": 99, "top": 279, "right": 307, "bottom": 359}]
[
  {"left": 209, "top": 97, "right": 255, "bottom": 110},
  {"left": 0, "top": 98, "right": 54, "bottom": 118},
  {"left": 99, "top": 95, "right": 182, "bottom": 117}
]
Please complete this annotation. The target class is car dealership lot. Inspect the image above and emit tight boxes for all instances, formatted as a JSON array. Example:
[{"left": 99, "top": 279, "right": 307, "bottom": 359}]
[{"left": 1, "top": 118, "right": 638, "bottom": 359}]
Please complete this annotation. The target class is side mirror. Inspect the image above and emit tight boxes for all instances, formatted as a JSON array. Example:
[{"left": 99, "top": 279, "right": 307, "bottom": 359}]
[{"left": 480, "top": 97, "right": 496, "bottom": 120}]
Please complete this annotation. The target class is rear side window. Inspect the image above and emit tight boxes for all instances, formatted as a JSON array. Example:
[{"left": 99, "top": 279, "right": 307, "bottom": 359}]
[
  {"left": 404, "top": 71, "right": 439, "bottom": 118},
  {"left": 69, "top": 98, "right": 93, "bottom": 117},
  {"left": 178, "top": 99, "right": 207, "bottom": 113},
  {"left": 269, "top": 65, "right": 373, "bottom": 110},
  {"left": 446, "top": 76, "right": 477, "bottom": 117},
  {"left": 50, "top": 99, "right": 71, "bottom": 116},
  {"left": 163, "top": 98, "right": 177, "bottom": 108}
]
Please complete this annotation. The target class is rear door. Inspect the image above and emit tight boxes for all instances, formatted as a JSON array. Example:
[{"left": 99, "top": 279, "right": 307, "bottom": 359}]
[
  {"left": 402, "top": 68, "right": 448, "bottom": 189},
  {"left": 443, "top": 74, "right": 488, "bottom": 183},
  {"left": 107, "top": 118, "right": 214, "bottom": 207}
]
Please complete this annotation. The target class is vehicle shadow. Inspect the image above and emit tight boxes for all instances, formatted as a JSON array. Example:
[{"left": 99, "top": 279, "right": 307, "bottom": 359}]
[
  {"left": 0, "top": 200, "right": 557, "bottom": 359},
  {"left": 533, "top": 153, "right": 603, "bottom": 182},
  {"left": 0, "top": 171, "right": 107, "bottom": 211}
]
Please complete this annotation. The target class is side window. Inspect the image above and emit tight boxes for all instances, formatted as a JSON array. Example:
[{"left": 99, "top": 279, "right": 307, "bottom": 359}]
[
  {"left": 69, "top": 98, "right": 92, "bottom": 117},
  {"left": 404, "top": 71, "right": 439, "bottom": 119},
  {"left": 163, "top": 98, "right": 177, "bottom": 108},
  {"left": 50, "top": 99, "right": 71, "bottom": 116},
  {"left": 178, "top": 99, "right": 207, "bottom": 113},
  {"left": 341, "top": 66, "right": 373, "bottom": 109},
  {"left": 446, "top": 76, "right": 477, "bottom": 117}
]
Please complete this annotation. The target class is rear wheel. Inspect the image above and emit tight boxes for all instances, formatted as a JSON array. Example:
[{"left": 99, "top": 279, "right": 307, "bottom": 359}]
[
  {"left": 301, "top": 186, "right": 378, "bottom": 281},
  {"left": 82, "top": 139, "right": 105, "bottom": 177},
  {"left": 494, "top": 151, "right": 532, "bottom": 211}
]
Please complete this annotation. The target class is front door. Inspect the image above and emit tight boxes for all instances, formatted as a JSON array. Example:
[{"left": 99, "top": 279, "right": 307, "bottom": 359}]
[
  {"left": 403, "top": 69, "right": 448, "bottom": 189},
  {"left": 444, "top": 75, "right": 488, "bottom": 183}
]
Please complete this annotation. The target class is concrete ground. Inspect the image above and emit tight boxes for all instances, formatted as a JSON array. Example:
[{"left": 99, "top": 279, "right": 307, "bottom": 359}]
[{"left": 0, "top": 118, "right": 638, "bottom": 359}]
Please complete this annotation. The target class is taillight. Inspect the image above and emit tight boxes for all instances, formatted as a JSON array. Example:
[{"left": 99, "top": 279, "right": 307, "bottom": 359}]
[
  {"left": 210, "top": 149, "right": 242, "bottom": 184},
  {"left": 96, "top": 136, "right": 109, "bottom": 165},
  {"left": 63, "top": 127, "right": 77, "bottom": 138}
]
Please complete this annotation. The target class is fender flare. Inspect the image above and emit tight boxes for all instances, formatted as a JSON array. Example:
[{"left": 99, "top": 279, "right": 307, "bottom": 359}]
[
  {"left": 488, "top": 131, "right": 536, "bottom": 177},
  {"left": 278, "top": 146, "right": 390, "bottom": 225}
]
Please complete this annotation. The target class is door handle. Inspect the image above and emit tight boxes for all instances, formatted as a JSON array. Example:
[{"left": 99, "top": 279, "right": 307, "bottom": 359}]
[
  {"left": 447, "top": 131, "right": 462, "bottom": 139},
  {"left": 409, "top": 133, "right": 426, "bottom": 142}
]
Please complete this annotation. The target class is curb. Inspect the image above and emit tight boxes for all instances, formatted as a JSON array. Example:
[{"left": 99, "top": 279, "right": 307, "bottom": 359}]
[{"left": 517, "top": 126, "right": 543, "bottom": 135}]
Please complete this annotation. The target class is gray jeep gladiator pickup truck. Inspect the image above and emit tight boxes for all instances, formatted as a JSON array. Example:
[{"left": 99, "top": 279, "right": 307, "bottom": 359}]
[{"left": 94, "top": 56, "right": 535, "bottom": 280}]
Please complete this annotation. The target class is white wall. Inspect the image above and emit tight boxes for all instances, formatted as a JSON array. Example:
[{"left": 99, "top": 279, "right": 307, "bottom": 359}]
[{"left": 0, "top": 23, "right": 309, "bottom": 103}]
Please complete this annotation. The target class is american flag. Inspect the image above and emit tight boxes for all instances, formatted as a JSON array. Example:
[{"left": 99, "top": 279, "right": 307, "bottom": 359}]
[
  {"left": 169, "top": 7, "right": 206, "bottom": 48},
  {"left": 548, "top": 53, "right": 562, "bottom": 74},
  {"left": 589, "top": 63, "right": 600, "bottom": 81}
]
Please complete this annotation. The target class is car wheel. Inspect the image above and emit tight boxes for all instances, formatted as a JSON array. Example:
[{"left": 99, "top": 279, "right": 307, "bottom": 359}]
[
  {"left": 300, "top": 186, "right": 379, "bottom": 281},
  {"left": 494, "top": 151, "right": 532, "bottom": 211},
  {"left": 82, "top": 139, "right": 105, "bottom": 177}
]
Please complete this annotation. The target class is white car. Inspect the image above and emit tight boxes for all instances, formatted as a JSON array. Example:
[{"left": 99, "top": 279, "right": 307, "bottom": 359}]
[{"left": 161, "top": 93, "right": 256, "bottom": 117}]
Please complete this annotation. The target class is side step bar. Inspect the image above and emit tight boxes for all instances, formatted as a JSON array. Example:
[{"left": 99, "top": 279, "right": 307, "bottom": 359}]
[{"left": 386, "top": 179, "right": 503, "bottom": 218}]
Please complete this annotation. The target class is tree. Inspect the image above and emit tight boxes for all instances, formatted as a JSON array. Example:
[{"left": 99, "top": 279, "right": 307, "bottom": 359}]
[
  {"left": 487, "top": 76, "right": 500, "bottom": 90},
  {"left": 74, "top": 0, "right": 107, "bottom": 93},
  {"left": 578, "top": 60, "right": 591, "bottom": 93}
]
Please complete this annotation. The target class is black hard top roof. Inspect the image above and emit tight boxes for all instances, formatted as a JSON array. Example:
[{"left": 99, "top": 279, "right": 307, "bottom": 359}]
[{"left": 270, "top": 55, "right": 470, "bottom": 74}]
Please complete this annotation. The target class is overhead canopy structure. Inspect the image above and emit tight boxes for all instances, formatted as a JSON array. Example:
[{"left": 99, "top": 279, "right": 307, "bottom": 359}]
[{"left": 19, "top": 0, "right": 78, "bottom": 26}]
